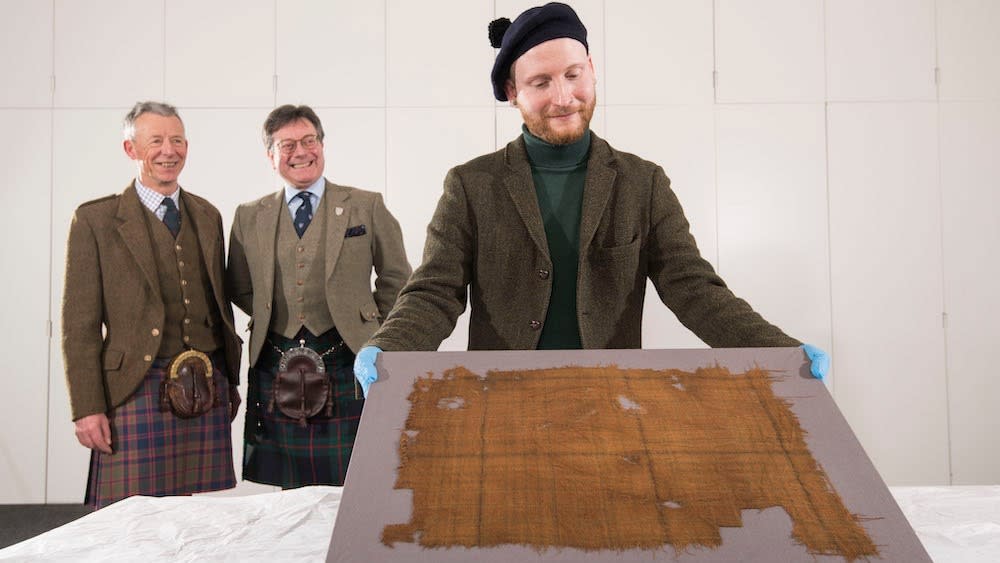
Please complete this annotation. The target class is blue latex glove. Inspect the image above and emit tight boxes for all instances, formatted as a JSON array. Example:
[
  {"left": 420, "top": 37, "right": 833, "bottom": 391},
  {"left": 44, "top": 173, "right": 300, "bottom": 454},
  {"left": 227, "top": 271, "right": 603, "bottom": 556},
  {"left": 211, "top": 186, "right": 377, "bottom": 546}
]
[
  {"left": 353, "top": 345, "right": 382, "bottom": 398},
  {"left": 801, "top": 343, "right": 829, "bottom": 380}
]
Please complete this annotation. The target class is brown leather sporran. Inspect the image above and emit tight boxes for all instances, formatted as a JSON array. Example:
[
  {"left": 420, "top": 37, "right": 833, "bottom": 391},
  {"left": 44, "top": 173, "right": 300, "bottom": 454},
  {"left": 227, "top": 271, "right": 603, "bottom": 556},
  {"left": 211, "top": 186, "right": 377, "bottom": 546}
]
[
  {"left": 269, "top": 342, "right": 333, "bottom": 427},
  {"left": 159, "top": 350, "right": 217, "bottom": 418}
]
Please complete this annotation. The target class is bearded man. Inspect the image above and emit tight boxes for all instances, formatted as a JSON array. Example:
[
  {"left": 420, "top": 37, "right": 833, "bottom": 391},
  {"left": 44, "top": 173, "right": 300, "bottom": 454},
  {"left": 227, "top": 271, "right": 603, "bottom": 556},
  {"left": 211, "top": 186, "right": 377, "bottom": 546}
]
[{"left": 354, "top": 2, "right": 829, "bottom": 392}]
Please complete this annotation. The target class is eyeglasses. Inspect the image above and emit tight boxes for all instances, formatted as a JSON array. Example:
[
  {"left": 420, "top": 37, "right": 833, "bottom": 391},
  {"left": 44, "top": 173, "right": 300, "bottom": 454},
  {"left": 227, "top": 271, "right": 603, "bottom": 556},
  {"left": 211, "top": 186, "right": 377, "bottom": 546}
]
[{"left": 274, "top": 134, "right": 320, "bottom": 155}]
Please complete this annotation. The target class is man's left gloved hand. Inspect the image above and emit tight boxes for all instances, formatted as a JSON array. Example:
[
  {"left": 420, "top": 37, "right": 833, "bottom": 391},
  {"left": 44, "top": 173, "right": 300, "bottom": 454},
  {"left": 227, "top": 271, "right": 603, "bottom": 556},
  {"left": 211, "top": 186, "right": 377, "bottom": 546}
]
[
  {"left": 353, "top": 346, "right": 382, "bottom": 398},
  {"left": 801, "top": 343, "right": 829, "bottom": 380}
]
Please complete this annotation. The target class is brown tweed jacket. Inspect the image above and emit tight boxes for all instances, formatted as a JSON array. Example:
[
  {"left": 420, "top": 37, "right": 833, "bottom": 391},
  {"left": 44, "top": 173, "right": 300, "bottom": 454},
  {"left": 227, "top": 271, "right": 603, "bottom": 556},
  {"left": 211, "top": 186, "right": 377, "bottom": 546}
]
[
  {"left": 226, "top": 180, "right": 411, "bottom": 366},
  {"left": 369, "top": 133, "right": 798, "bottom": 352},
  {"left": 62, "top": 183, "right": 241, "bottom": 421}
]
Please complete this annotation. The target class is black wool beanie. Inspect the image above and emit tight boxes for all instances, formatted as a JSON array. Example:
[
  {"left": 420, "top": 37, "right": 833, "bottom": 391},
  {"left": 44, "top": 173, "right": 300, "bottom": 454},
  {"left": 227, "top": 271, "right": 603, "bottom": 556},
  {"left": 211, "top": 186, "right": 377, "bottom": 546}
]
[{"left": 488, "top": 2, "right": 588, "bottom": 101}]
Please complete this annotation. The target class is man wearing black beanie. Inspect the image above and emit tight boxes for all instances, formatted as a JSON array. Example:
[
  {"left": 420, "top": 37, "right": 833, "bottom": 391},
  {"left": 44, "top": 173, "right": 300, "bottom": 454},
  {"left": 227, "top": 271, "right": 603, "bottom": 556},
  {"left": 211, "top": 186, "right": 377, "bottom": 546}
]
[{"left": 355, "top": 2, "right": 829, "bottom": 393}]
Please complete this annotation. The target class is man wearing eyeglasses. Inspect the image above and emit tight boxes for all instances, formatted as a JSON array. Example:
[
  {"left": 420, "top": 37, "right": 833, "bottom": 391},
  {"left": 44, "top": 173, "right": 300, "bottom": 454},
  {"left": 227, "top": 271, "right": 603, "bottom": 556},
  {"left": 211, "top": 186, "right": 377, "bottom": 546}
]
[{"left": 226, "top": 104, "right": 411, "bottom": 488}]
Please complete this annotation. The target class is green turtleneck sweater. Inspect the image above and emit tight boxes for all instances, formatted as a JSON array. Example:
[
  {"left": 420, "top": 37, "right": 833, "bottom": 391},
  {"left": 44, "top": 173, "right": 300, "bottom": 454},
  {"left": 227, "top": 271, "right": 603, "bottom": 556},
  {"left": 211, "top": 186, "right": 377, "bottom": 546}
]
[{"left": 523, "top": 126, "right": 591, "bottom": 350}]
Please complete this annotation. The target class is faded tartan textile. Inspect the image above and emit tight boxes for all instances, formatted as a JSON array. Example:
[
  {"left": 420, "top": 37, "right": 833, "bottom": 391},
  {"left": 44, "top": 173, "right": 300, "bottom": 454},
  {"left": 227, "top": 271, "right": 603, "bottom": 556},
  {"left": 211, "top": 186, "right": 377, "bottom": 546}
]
[
  {"left": 243, "top": 328, "right": 362, "bottom": 487},
  {"left": 85, "top": 355, "right": 236, "bottom": 509},
  {"left": 382, "top": 365, "right": 878, "bottom": 560}
]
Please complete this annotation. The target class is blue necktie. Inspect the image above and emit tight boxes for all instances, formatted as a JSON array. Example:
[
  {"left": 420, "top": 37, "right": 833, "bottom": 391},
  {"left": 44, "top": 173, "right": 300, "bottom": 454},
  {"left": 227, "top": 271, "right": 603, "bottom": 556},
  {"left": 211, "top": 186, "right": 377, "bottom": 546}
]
[
  {"left": 162, "top": 197, "right": 180, "bottom": 237},
  {"left": 294, "top": 192, "right": 313, "bottom": 237}
]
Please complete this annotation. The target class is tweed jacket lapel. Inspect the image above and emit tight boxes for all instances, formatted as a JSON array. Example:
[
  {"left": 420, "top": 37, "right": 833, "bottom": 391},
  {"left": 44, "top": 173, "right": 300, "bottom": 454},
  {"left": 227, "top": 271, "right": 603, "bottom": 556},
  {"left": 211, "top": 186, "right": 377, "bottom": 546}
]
[
  {"left": 503, "top": 137, "right": 550, "bottom": 259},
  {"left": 254, "top": 190, "right": 283, "bottom": 302},
  {"left": 181, "top": 189, "right": 224, "bottom": 307},
  {"left": 578, "top": 134, "right": 617, "bottom": 252},
  {"left": 323, "top": 180, "right": 351, "bottom": 283},
  {"left": 115, "top": 182, "right": 160, "bottom": 301}
]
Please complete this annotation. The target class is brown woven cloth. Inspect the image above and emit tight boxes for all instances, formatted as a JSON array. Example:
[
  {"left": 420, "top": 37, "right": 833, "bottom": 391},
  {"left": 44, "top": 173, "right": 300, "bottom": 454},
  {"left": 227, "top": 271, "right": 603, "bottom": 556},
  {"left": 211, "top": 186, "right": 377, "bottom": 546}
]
[{"left": 381, "top": 365, "right": 878, "bottom": 560}]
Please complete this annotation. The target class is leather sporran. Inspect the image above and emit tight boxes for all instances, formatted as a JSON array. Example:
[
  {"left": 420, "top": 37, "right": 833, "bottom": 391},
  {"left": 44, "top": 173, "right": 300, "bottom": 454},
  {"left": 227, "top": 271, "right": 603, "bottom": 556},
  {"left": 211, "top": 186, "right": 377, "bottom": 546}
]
[
  {"left": 159, "top": 350, "right": 217, "bottom": 418},
  {"left": 269, "top": 341, "right": 333, "bottom": 427}
]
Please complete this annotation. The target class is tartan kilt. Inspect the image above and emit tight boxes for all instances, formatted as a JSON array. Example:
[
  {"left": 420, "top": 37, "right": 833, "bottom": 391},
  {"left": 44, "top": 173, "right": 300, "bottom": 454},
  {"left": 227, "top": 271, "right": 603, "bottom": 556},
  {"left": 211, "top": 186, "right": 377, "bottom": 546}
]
[
  {"left": 85, "top": 352, "right": 236, "bottom": 509},
  {"left": 243, "top": 328, "right": 362, "bottom": 488}
]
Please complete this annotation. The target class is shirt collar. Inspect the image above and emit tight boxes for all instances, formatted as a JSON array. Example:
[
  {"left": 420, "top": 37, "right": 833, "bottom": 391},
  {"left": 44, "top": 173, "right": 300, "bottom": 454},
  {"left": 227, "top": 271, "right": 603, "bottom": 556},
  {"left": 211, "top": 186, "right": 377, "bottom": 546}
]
[
  {"left": 284, "top": 177, "right": 326, "bottom": 205},
  {"left": 135, "top": 178, "right": 180, "bottom": 214}
]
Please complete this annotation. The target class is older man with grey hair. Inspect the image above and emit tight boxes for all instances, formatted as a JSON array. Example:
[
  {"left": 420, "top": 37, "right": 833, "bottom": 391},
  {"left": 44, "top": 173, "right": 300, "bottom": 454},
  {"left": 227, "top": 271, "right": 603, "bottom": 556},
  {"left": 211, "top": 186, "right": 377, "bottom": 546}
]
[{"left": 62, "top": 101, "right": 241, "bottom": 508}]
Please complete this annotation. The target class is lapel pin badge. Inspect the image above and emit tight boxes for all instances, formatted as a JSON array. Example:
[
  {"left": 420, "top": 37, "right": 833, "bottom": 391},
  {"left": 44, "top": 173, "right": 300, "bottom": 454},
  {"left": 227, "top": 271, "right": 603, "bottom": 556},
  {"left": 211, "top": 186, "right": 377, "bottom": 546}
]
[{"left": 335, "top": 207, "right": 344, "bottom": 216}]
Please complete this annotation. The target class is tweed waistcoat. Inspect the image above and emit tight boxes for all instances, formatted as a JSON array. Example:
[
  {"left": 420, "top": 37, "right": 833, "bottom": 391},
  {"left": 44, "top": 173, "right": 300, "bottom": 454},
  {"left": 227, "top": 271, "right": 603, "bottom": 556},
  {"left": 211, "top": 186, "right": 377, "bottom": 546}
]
[
  {"left": 270, "top": 195, "right": 335, "bottom": 337},
  {"left": 145, "top": 202, "right": 224, "bottom": 357}
]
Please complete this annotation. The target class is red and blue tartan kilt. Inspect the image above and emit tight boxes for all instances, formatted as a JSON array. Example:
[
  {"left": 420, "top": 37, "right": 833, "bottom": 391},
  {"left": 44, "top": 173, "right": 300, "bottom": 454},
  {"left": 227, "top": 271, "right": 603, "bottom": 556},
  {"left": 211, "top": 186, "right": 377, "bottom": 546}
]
[
  {"left": 243, "top": 328, "right": 362, "bottom": 488},
  {"left": 84, "top": 353, "right": 236, "bottom": 509}
]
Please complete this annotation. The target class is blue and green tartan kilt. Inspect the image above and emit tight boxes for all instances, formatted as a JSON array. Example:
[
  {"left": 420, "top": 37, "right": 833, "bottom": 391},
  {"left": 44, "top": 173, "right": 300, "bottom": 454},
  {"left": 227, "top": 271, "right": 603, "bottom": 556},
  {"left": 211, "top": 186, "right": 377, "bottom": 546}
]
[
  {"left": 85, "top": 351, "right": 236, "bottom": 509},
  {"left": 243, "top": 328, "right": 363, "bottom": 488}
]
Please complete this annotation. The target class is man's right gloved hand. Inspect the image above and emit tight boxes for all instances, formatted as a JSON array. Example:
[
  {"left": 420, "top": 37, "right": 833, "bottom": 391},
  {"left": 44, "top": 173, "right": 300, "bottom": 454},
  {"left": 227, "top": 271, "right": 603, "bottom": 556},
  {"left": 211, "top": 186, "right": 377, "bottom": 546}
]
[{"left": 353, "top": 346, "right": 383, "bottom": 398}]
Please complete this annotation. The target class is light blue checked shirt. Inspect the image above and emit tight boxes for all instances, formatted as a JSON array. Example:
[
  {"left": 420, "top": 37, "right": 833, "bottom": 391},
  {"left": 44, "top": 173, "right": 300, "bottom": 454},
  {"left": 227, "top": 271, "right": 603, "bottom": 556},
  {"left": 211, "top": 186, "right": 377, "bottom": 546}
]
[{"left": 135, "top": 178, "right": 180, "bottom": 220}]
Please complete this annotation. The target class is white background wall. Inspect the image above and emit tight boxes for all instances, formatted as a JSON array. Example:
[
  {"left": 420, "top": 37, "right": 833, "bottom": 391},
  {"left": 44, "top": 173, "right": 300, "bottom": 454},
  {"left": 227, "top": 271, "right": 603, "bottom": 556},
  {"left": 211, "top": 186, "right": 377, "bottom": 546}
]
[{"left": 0, "top": 0, "right": 997, "bottom": 503}]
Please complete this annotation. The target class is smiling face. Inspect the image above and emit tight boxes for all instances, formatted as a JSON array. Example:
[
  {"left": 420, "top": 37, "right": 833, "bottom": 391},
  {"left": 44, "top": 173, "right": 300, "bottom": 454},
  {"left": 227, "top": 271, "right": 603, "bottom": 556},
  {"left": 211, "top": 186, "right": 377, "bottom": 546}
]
[
  {"left": 268, "top": 118, "right": 325, "bottom": 189},
  {"left": 123, "top": 113, "right": 188, "bottom": 194},
  {"left": 504, "top": 37, "right": 596, "bottom": 145}
]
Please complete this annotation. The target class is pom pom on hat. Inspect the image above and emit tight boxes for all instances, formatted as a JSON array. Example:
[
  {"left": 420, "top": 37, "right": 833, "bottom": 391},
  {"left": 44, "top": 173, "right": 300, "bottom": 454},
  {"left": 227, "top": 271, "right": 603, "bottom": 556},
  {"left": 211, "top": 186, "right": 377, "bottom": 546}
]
[
  {"left": 488, "top": 17, "right": 511, "bottom": 49},
  {"left": 488, "top": 3, "right": 588, "bottom": 101}
]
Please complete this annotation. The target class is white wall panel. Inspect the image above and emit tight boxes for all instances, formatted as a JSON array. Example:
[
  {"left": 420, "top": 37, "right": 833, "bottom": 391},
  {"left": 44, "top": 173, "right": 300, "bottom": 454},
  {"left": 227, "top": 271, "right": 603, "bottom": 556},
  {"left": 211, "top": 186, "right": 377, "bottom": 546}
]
[
  {"left": 716, "top": 0, "right": 824, "bottom": 103},
  {"left": 165, "top": 0, "right": 274, "bottom": 108},
  {"left": 716, "top": 105, "right": 831, "bottom": 357},
  {"left": 826, "top": 0, "right": 936, "bottom": 101},
  {"left": 611, "top": 0, "right": 712, "bottom": 106},
  {"left": 827, "top": 102, "right": 948, "bottom": 485},
  {"left": 0, "top": 110, "right": 51, "bottom": 502},
  {"left": 0, "top": 0, "right": 52, "bottom": 107},
  {"left": 54, "top": 0, "right": 164, "bottom": 108},
  {"left": 387, "top": 108, "right": 494, "bottom": 351},
  {"left": 181, "top": 108, "right": 277, "bottom": 230},
  {"left": 316, "top": 108, "right": 387, "bottom": 197},
  {"left": 939, "top": 102, "right": 1000, "bottom": 484},
  {"left": 387, "top": 0, "right": 493, "bottom": 107},
  {"left": 48, "top": 109, "right": 135, "bottom": 502},
  {"left": 276, "top": 1, "right": 385, "bottom": 107},
  {"left": 604, "top": 105, "right": 718, "bottom": 349},
  {"left": 936, "top": 0, "right": 1000, "bottom": 101}
]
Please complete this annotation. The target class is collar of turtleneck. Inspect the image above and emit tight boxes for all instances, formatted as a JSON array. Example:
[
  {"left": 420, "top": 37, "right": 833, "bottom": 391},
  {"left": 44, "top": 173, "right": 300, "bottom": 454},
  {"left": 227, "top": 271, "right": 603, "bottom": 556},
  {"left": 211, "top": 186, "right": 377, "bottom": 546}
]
[{"left": 522, "top": 125, "right": 591, "bottom": 171}]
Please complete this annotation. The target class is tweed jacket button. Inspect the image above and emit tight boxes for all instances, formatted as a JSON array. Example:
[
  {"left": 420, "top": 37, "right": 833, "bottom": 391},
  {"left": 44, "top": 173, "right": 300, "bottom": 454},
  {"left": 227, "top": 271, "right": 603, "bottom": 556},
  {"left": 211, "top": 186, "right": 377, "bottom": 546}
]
[
  {"left": 151, "top": 328, "right": 160, "bottom": 336},
  {"left": 178, "top": 260, "right": 185, "bottom": 268},
  {"left": 529, "top": 320, "right": 541, "bottom": 330},
  {"left": 183, "top": 335, "right": 190, "bottom": 343},
  {"left": 537, "top": 269, "right": 550, "bottom": 279},
  {"left": 144, "top": 355, "right": 152, "bottom": 362}
]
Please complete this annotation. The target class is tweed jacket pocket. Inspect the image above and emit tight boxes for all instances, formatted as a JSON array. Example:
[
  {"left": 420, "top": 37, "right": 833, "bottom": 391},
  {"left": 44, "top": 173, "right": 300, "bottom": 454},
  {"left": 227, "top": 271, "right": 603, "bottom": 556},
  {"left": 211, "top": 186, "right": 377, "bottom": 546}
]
[
  {"left": 592, "top": 235, "right": 640, "bottom": 260},
  {"left": 102, "top": 348, "right": 124, "bottom": 370},
  {"left": 345, "top": 224, "right": 367, "bottom": 238}
]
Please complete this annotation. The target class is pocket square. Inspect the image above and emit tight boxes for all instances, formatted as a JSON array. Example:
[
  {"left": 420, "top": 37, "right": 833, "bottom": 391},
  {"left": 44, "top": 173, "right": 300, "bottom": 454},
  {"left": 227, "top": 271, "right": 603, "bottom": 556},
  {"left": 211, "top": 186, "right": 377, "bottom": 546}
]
[{"left": 345, "top": 224, "right": 367, "bottom": 238}]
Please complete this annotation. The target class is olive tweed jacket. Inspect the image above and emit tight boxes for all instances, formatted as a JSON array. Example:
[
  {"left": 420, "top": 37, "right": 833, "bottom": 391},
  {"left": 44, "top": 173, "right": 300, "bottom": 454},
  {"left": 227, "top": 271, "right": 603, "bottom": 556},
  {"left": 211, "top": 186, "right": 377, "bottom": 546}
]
[
  {"left": 62, "top": 183, "right": 241, "bottom": 420},
  {"left": 226, "top": 180, "right": 411, "bottom": 366},
  {"left": 369, "top": 133, "right": 798, "bottom": 352}
]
